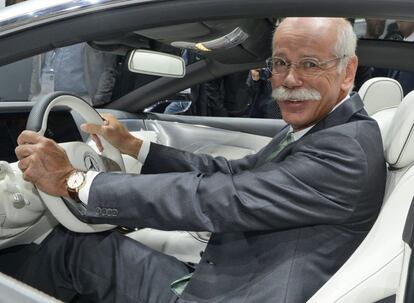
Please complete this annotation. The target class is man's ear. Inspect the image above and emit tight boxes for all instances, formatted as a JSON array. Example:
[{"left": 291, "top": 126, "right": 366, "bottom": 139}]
[{"left": 341, "top": 55, "right": 358, "bottom": 92}]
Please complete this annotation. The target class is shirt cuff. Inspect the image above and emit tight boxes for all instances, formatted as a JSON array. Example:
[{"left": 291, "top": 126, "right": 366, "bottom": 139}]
[
  {"left": 79, "top": 171, "right": 101, "bottom": 205},
  {"left": 137, "top": 140, "right": 151, "bottom": 163},
  {"left": 79, "top": 140, "right": 151, "bottom": 205}
]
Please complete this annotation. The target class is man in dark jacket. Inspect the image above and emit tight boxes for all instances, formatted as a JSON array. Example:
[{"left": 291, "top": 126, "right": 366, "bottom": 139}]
[
  {"left": 246, "top": 68, "right": 282, "bottom": 118},
  {"left": 10, "top": 17, "right": 385, "bottom": 303}
]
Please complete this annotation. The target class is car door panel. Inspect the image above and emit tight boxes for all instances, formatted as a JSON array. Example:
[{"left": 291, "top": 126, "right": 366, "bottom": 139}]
[
  {"left": 143, "top": 119, "right": 272, "bottom": 159},
  {"left": 146, "top": 113, "right": 286, "bottom": 137}
]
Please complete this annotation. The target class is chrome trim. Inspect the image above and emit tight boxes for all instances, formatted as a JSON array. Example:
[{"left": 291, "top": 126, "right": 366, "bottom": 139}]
[{"left": 0, "top": 0, "right": 155, "bottom": 37}]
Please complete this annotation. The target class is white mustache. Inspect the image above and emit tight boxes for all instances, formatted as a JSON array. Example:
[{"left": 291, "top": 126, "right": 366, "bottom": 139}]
[{"left": 272, "top": 87, "right": 321, "bottom": 102}]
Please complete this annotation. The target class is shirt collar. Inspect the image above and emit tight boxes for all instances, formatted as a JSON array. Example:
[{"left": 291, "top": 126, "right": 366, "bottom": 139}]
[{"left": 289, "top": 94, "right": 350, "bottom": 141}]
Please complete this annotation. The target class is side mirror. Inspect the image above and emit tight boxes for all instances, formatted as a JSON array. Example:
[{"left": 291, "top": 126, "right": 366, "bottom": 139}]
[{"left": 128, "top": 49, "right": 186, "bottom": 78}]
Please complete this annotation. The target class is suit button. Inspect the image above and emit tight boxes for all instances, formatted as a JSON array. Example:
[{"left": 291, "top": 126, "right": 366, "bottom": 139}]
[
  {"left": 113, "top": 209, "right": 118, "bottom": 216},
  {"left": 101, "top": 208, "right": 107, "bottom": 216},
  {"left": 96, "top": 207, "right": 101, "bottom": 215}
]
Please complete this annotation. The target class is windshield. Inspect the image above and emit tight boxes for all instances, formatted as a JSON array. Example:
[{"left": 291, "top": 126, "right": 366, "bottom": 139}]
[{"left": 0, "top": 42, "right": 125, "bottom": 105}]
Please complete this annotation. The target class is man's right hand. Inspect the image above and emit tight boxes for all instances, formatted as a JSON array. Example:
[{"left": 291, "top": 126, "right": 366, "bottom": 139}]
[
  {"left": 80, "top": 113, "right": 143, "bottom": 158},
  {"left": 250, "top": 69, "right": 261, "bottom": 81}
]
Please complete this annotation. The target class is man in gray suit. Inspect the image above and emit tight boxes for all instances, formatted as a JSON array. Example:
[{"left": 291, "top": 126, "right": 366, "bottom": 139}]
[{"left": 12, "top": 17, "right": 386, "bottom": 303}]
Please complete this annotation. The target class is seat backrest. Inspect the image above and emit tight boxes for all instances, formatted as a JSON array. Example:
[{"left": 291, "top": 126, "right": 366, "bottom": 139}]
[
  {"left": 372, "top": 107, "right": 398, "bottom": 144},
  {"left": 359, "top": 77, "right": 403, "bottom": 116},
  {"left": 308, "top": 91, "right": 414, "bottom": 303}
]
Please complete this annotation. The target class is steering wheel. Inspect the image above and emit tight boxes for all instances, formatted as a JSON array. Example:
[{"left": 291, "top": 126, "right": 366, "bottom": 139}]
[{"left": 26, "top": 92, "right": 125, "bottom": 233}]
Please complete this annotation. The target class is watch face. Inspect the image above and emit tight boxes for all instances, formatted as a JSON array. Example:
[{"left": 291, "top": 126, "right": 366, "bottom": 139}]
[{"left": 67, "top": 171, "right": 85, "bottom": 189}]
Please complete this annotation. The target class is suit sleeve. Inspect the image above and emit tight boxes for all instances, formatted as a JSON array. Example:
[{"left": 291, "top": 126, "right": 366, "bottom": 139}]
[
  {"left": 141, "top": 140, "right": 268, "bottom": 175},
  {"left": 85, "top": 131, "right": 380, "bottom": 232}
]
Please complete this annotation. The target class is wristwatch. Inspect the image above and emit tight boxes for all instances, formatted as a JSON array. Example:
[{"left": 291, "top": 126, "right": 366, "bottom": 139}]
[{"left": 66, "top": 170, "right": 86, "bottom": 202}]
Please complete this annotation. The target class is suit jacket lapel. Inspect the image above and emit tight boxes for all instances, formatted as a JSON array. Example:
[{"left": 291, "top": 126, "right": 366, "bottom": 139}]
[
  {"left": 263, "top": 93, "right": 366, "bottom": 163},
  {"left": 307, "top": 93, "right": 365, "bottom": 136}
]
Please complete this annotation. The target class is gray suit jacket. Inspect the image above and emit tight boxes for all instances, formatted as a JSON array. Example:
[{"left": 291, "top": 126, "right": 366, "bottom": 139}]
[{"left": 86, "top": 93, "right": 386, "bottom": 302}]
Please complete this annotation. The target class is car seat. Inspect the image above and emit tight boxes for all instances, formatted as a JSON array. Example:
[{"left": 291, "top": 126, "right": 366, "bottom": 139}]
[
  {"left": 359, "top": 77, "right": 403, "bottom": 143},
  {"left": 359, "top": 77, "right": 403, "bottom": 116},
  {"left": 307, "top": 91, "right": 414, "bottom": 302},
  {"left": 372, "top": 107, "right": 400, "bottom": 144}
]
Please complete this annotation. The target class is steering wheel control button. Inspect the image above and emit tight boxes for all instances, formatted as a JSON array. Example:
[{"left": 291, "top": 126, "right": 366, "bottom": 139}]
[
  {"left": 66, "top": 170, "right": 86, "bottom": 202},
  {"left": 84, "top": 153, "right": 100, "bottom": 171},
  {"left": 12, "top": 193, "right": 29, "bottom": 209}
]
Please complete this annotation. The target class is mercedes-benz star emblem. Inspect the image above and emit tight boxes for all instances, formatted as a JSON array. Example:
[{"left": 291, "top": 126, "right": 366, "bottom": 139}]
[{"left": 84, "top": 154, "right": 100, "bottom": 171}]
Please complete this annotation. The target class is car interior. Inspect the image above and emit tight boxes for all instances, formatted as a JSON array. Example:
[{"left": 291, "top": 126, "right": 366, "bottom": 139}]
[
  {"left": 359, "top": 77, "right": 403, "bottom": 116},
  {"left": 359, "top": 77, "right": 403, "bottom": 141},
  {"left": 309, "top": 89, "right": 414, "bottom": 302},
  {"left": 1, "top": 0, "right": 414, "bottom": 302}
]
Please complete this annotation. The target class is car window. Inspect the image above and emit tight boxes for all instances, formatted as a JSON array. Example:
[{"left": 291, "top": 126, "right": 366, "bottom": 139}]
[
  {"left": 155, "top": 69, "right": 282, "bottom": 119},
  {"left": 352, "top": 19, "right": 414, "bottom": 95},
  {"left": 0, "top": 42, "right": 131, "bottom": 105},
  {"left": 353, "top": 18, "right": 413, "bottom": 41},
  {"left": 146, "top": 48, "right": 281, "bottom": 118},
  {"left": 0, "top": 57, "right": 32, "bottom": 102}
]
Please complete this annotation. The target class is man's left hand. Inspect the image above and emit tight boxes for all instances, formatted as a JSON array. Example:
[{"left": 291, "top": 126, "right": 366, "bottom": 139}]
[{"left": 15, "top": 131, "right": 74, "bottom": 197}]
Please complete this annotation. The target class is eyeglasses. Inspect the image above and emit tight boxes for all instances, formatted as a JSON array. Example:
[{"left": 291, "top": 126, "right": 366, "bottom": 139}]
[{"left": 266, "top": 55, "right": 347, "bottom": 77}]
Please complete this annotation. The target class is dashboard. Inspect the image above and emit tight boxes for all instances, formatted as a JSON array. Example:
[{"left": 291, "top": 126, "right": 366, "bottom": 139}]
[{"left": 0, "top": 110, "right": 83, "bottom": 162}]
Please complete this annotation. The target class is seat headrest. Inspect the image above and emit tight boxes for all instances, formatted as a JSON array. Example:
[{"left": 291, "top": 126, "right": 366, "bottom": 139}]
[
  {"left": 385, "top": 91, "right": 414, "bottom": 169},
  {"left": 359, "top": 77, "right": 403, "bottom": 116}
]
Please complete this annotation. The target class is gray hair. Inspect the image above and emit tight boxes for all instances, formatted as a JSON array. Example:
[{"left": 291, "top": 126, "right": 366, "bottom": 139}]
[
  {"left": 273, "top": 18, "right": 357, "bottom": 73},
  {"left": 334, "top": 19, "right": 357, "bottom": 73}
]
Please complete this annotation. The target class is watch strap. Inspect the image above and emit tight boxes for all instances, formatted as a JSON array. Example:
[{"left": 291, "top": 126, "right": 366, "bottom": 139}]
[{"left": 68, "top": 187, "right": 81, "bottom": 202}]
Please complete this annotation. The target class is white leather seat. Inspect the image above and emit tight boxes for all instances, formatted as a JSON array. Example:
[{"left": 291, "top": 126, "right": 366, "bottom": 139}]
[
  {"left": 360, "top": 77, "right": 403, "bottom": 144},
  {"left": 372, "top": 107, "right": 397, "bottom": 144},
  {"left": 359, "top": 77, "right": 403, "bottom": 116},
  {"left": 127, "top": 229, "right": 209, "bottom": 263},
  {"left": 308, "top": 91, "right": 414, "bottom": 303}
]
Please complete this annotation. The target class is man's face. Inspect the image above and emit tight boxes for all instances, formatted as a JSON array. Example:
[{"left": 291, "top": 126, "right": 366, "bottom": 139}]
[
  {"left": 366, "top": 19, "right": 386, "bottom": 38},
  {"left": 270, "top": 18, "right": 356, "bottom": 131}
]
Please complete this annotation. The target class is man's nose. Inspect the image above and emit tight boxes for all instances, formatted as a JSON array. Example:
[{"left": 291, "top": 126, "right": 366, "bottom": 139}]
[{"left": 282, "top": 68, "right": 303, "bottom": 88}]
